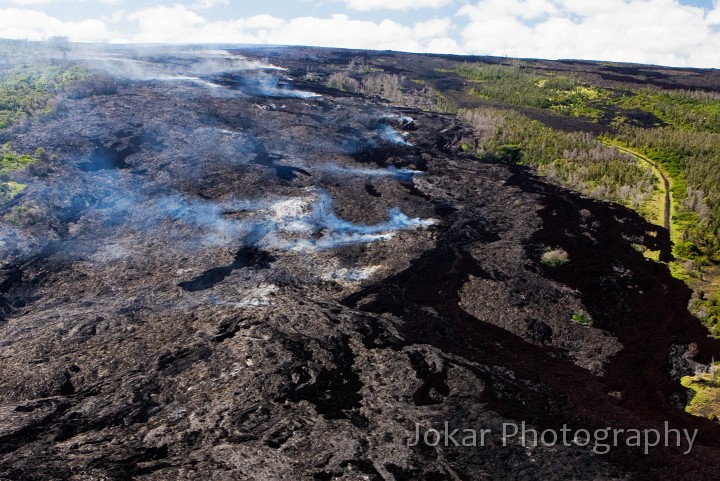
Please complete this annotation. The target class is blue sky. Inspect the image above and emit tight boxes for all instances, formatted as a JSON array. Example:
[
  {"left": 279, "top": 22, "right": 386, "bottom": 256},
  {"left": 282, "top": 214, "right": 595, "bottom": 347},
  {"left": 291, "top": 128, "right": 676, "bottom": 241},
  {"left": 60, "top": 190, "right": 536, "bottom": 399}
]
[{"left": 1, "top": 0, "right": 720, "bottom": 67}]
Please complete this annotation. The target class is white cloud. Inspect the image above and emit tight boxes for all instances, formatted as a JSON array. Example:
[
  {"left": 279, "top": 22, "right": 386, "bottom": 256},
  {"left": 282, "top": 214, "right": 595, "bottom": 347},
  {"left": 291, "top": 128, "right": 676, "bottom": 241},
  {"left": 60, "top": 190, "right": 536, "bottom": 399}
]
[
  {"left": 191, "top": 0, "right": 229, "bottom": 9},
  {"left": 101, "top": 8, "right": 125, "bottom": 23},
  {"left": 119, "top": 6, "right": 460, "bottom": 53},
  {"left": 0, "top": 1, "right": 718, "bottom": 68},
  {"left": 124, "top": 6, "right": 269, "bottom": 44},
  {"left": 0, "top": 0, "right": 55, "bottom": 4},
  {"left": 242, "top": 14, "right": 285, "bottom": 30},
  {"left": 707, "top": 2, "right": 720, "bottom": 24},
  {"left": 260, "top": 14, "right": 429, "bottom": 51},
  {"left": 457, "top": 0, "right": 720, "bottom": 67},
  {"left": 413, "top": 17, "right": 453, "bottom": 39},
  {"left": 0, "top": 8, "right": 112, "bottom": 42},
  {"left": 426, "top": 36, "right": 461, "bottom": 53},
  {"left": 343, "top": 0, "right": 453, "bottom": 11},
  {"left": 0, "top": 0, "right": 123, "bottom": 4}
]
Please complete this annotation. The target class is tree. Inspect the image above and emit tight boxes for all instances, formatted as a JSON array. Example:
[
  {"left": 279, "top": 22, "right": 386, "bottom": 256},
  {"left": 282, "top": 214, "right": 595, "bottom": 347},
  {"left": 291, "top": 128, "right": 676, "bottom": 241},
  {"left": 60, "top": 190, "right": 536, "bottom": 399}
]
[{"left": 48, "top": 36, "right": 71, "bottom": 61}]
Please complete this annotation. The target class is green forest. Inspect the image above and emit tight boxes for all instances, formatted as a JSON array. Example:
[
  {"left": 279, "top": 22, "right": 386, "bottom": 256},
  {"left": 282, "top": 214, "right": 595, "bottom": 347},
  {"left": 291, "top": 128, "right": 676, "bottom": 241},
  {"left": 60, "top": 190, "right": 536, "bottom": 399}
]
[
  {"left": 460, "top": 108, "right": 658, "bottom": 208},
  {"left": 0, "top": 63, "right": 89, "bottom": 129},
  {"left": 452, "top": 62, "right": 607, "bottom": 119}
]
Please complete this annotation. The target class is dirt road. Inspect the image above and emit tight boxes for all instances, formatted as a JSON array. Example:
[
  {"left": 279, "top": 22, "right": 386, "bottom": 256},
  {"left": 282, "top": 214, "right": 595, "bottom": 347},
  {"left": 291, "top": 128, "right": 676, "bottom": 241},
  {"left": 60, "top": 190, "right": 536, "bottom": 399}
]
[{"left": 613, "top": 144, "right": 672, "bottom": 232}]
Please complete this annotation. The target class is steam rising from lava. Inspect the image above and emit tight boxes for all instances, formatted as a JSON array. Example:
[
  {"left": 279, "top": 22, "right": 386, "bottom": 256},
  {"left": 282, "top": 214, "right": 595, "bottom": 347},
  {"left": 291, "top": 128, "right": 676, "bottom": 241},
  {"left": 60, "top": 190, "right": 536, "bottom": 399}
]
[
  {"left": 159, "top": 189, "right": 435, "bottom": 251},
  {"left": 321, "top": 165, "right": 423, "bottom": 181},
  {"left": 79, "top": 186, "right": 434, "bottom": 255},
  {"left": 0, "top": 46, "right": 434, "bottom": 271},
  {"left": 76, "top": 48, "right": 283, "bottom": 81},
  {"left": 236, "top": 72, "right": 321, "bottom": 99},
  {"left": 75, "top": 47, "right": 318, "bottom": 98},
  {"left": 379, "top": 125, "right": 413, "bottom": 146}
]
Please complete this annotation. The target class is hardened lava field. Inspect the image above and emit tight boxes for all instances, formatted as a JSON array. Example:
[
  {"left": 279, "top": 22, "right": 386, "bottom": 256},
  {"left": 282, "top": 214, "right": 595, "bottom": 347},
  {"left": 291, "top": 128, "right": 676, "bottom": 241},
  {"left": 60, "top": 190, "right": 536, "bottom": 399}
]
[{"left": 0, "top": 46, "right": 719, "bottom": 481}]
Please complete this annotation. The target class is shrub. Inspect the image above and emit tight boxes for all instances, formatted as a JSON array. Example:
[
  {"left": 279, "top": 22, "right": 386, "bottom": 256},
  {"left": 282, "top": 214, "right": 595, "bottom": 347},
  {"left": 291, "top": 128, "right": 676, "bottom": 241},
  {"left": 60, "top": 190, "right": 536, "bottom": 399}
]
[
  {"left": 5, "top": 202, "right": 46, "bottom": 225},
  {"left": 65, "top": 75, "right": 118, "bottom": 99},
  {"left": 0, "top": 181, "right": 27, "bottom": 204},
  {"left": 571, "top": 311, "right": 593, "bottom": 325},
  {"left": 0, "top": 146, "right": 45, "bottom": 204},
  {"left": 327, "top": 72, "right": 360, "bottom": 93},
  {"left": 541, "top": 248, "right": 570, "bottom": 267},
  {"left": 0, "top": 150, "right": 36, "bottom": 174}
]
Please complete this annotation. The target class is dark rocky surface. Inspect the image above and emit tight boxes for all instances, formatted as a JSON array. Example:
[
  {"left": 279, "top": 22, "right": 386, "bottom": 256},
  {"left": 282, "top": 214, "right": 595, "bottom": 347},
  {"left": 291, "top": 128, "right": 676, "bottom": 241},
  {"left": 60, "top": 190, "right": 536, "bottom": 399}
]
[{"left": 0, "top": 47, "right": 719, "bottom": 480}]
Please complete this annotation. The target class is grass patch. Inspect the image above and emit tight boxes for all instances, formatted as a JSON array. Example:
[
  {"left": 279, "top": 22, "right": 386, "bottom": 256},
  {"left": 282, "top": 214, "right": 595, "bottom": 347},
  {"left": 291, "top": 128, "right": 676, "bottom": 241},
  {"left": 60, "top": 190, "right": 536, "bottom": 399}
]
[
  {"left": 632, "top": 243, "right": 662, "bottom": 261},
  {"left": 460, "top": 142, "right": 474, "bottom": 152},
  {"left": 681, "top": 364, "right": 720, "bottom": 420}
]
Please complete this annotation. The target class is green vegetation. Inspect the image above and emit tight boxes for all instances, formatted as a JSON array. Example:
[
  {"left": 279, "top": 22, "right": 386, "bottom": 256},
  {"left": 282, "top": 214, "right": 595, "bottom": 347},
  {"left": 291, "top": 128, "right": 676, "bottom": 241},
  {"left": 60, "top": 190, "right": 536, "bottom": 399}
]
[
  {"left": 453, "top": 63, "right": 720, "bottom": 276},
  {"left": 0, "top": 149, "right": 36, "bottom": 174},
  {"left": 690, "top": 296, "right": 720, "bottom": 337},
  {"left": 613, "top": 88, "right": 720, "bottom": 133},
  {"left": 602, "top": 94, "right": 720, "bottom": 327},
  {"left": 454, "top": 62, "right": 720, "bottom": 131},
  {"left": 571, "top": 311, "right": 593, "bottom": 325},
  {"left": 600, "top": 140, "right": 671, "bottom": 229},
  {"left": 0, "top": 146, "right": 42, "bottom": 204},
  {"left": 681, "top": 363, "right": 720, "bottom": 420},
  {"left": 461, "top": 108, "right": 657, "bottom": 208},
  {"left": 0, "top": 64, "right": 90, "bottom": 129},
  {"left": 445, "top": 62, "right": 720, "bottom": 337},
  {"left": 0, "top": 181, "right": 27, "bottom": 204},
  {"left": 453, "top": 63, "right": 606, "bottom": 120},
  {"left": 613, "top": 126, "right": 720, "bottom": 265},
  {"left": 540, "top": 248, "right": 570, "bottom": 267},
  {"left": 0, "top": 61, "right": 96, "bottom": 205}
]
